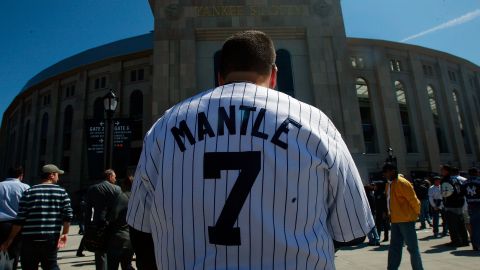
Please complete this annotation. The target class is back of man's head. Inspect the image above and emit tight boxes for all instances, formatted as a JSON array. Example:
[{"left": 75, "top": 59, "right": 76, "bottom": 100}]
[
  {"left": 382, "top": 162, "right": 397, "bottom": 173},
  {"left": 104, "top": 169, "right": 115, "bottom": 180},
  {"left": 468, "top": 167, "right": 478, "bottom": 177},
  {"left": 219, "top": 30, "right": 276, "bottom": 79},
  {"left": 450, "top": 166, "right": 459, "bottom": 176},
  {"left": 7, "top": 166, "right": 24, "bottom": 179}
]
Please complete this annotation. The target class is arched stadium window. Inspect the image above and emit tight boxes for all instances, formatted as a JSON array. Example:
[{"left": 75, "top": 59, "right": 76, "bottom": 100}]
[
  {"left": 427, "top": 86, "right": 448, "bottom": 153},
  {"left": 130, "top": 90, "right": 144, "bottom": 140},
  {"left": 93, "top": 98, "right": 104, "bottom": 119},
  {"left": 214, "top": 50, "right": 221, "bottom": 87},
  {"left": 395, "top": 81, "right": 417, "bottom": 153},
  {"left": 23, "top": 120, "right": 30, "bottom": 164},
  {"left": 275, "top": 49, "right": 294, "bottom": 97},
  {"left": 452, "top": 90, "right": 472, "bottom": 154},
  {"left": 356, "top": 78, "right": 378, "bottom": 153},
  {"left": 8, "top": 132, "right": 16, "bottom": 167},
  {"left": 63, "top": 106, "right": 73, "bottom": 151},
  {"left": 40, "top": 113, "right": 49, "bottom": 155}
]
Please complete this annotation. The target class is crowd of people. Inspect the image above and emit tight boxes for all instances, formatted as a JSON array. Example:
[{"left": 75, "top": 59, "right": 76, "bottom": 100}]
[
  {"left": 364, "top": 163, "right": 480, "bottom": 269},
  {"left": 0, "top": 166, "right": 135, "bottom": 270},
  {"left": 0, "top": 30, "right": 479, "bottom": 270},
  {"left": 0, "top": 165, "right": 72, "bottom": 270}
]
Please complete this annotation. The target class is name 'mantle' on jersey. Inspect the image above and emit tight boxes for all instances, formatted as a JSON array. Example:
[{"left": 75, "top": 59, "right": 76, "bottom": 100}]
[
  {"left": 171, "top": 101, "right": 301, "bottom": 152},
  {"left": 127, "top": 82, "right": 374, "bottom": 269}
]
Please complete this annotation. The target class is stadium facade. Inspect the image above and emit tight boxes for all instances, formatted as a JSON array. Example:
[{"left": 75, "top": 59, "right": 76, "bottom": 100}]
[{"left": 1, "top": 0, "right": 480, "bottom": 192}]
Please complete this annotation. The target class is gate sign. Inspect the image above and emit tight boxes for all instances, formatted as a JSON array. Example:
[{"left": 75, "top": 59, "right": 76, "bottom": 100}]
[
  {"left": 86, "top": 120, "right": 105, "bottom": 154},
  {"left": 85, "top": 119, "right": 133, "bottom": 179},
  {"left": 113, "top": 120, "right": 132, "bottom": 149}
]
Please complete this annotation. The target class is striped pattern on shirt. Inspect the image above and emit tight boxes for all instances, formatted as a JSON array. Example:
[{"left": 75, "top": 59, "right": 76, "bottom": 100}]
[
  {"left": 127, "top": 83, "right": 375, "bottom": 270},
  {"left": 16, "top": 184, "right": 73, "bottom": 239}
]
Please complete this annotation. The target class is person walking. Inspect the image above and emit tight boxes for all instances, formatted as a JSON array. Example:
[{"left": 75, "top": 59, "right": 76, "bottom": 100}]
[
  {"left": 365, "top": 183, "right": 380, "bottom": 246},
  {"left": 127, "top": 30, "right": 374, "bottom": 270},
  {"left": 85, "top": 169, "right": 122, "bottom": 270},
  {"left": 464, "top": 168, "right": 480, "bottom": 251},
  {"left": 415, "top": 179, "right": 431, "bottom": 229},
  {"left": 374, "top": 180, "right": 390, "bottom": 242},
  {"left": 76, "top": 195, "right": 87, "bottom": 257},
  {"left": 0, "top": 166, "right": 30, "bottom": 270},
  {"left": 105, "top": 176, "right": 135, "bottom": 270},
  {"left": 384, "top": 163, "right": 423, "bottom": 270},
  {"left": 0, "top": 164, "right": 73, "bottom": 270},
  {"left": 429, "top": 176, "right": 447, "bottom": 238},
  {"left": 441, "top": 165, "right": 469, "bottom": 247}
]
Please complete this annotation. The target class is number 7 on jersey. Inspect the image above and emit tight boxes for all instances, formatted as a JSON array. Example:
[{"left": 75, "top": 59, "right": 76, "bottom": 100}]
[{"left": 204, "top": 151, "right": 261, "bottom": 246}]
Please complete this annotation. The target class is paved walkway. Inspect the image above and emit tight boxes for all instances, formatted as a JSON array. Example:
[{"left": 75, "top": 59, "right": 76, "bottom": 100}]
[{"left": 23, "top": 226, "right": 479, "bottom": 269}]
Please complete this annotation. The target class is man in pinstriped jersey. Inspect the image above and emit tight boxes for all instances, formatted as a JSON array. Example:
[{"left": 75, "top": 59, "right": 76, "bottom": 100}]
[{"left": 127, "top": 30, "right": 374, "bottom": 269}]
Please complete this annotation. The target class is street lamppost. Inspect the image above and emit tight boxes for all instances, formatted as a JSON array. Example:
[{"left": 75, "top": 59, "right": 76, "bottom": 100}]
[
  {"left": 385, "top": 146, "right": 397, "bottom": 166},
  {"left": 103, "top": 90, "right": 118, "bottom": 169}
]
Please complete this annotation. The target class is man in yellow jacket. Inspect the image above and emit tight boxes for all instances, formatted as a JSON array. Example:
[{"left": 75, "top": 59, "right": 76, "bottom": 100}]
[{"left": 384, "top": 163, "right": 423, "bottom": 270}]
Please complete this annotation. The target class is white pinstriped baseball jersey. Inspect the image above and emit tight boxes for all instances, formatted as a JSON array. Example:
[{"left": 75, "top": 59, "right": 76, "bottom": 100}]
[{"left": 127, "top": 82, "right": 374, "bottom": 269}]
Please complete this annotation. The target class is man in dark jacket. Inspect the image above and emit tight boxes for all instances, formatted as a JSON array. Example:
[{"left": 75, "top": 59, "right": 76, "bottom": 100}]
[
  {"left": 106, "top": 176, "right": 135, "bottom": 270},
  {"left": 374, "top": 180, "right": 390, "bottom": 242},
  {"left": 464, "top": 168, "right": 480, "bottom": 250},
  {"left": 441, "top": 165, "right": 469, "bottom": 247},
  {"left": 414, "top": 179, "right": 431, "bottom": 229},
  {"left": 85, "top": 169, "right": 122, "bottom": 270}
]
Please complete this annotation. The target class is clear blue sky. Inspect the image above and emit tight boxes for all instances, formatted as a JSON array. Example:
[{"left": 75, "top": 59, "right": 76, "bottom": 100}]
[{"left": 1, "top": 0, "right": 479, "bottom": 117}]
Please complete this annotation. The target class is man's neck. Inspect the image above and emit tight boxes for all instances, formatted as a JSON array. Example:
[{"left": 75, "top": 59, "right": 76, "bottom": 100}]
[
  {"left": 221, "top": 72, "right": 270, "bottom": 88},
  {"left": 41, "top": 180, "right": 55, "bottom": 184}
]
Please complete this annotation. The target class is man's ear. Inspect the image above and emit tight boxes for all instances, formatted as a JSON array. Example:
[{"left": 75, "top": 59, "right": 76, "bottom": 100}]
[
  {"left": 269, "top": 66, "right": 277, "bottom": 89},
  {"left": 218, "top": 73, "right": 225, "bottom": 86}
]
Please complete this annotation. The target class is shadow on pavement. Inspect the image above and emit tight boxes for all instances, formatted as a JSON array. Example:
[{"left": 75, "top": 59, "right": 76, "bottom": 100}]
[
  {"left": 69, "top": 261, "right": 96, "bottom": 267},
  {"left": 58, "top": 249, "right": 78, "bottom": 253},
  {"left": 59, "top": 255, "right": 94, "bottom": 260},
  {"left": 337, "top": 243, "right": 367, "bottom": 251},
  {"left": 450, "top": 250, "right": 479, "bottom": 257},
  {"left": 336, "top": 242, "right": 389, "bottom": 252},
  {"left": 371, "top": 245, "right": 389, "bottom": 251},
  {"left": 424, "top": 243, "right": 455, "bottom": 254},
  {"left": 419, "top": 235, "right": 437, "bottom": 241}
]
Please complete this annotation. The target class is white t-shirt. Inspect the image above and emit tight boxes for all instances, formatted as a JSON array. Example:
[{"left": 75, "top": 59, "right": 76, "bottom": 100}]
[{"left": 127, "top": 82, "right": 374, "bottom": 269}]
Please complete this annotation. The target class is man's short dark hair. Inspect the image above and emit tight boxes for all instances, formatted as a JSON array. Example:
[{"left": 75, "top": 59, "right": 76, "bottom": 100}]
[
  {"left": 41, "top": 172, "right": 53, "bottom": 180},
  {"left": 104, "top": 169, "right": 115, "bottom": 179},
  {"left": 382, "top": 162, "right": 397, "bottom": 173},
  {"left": 468, "top": 167, "right": 478, "bottom": 176},
  {"left": 219, "top": 30, "right": 276, "bottom": 79},
  {"left": 7, "top": 166, "right": 24, "bottom": 178},
  {"left": 441, "top": 164, "right": 451, "bottom": 173},
  {"left": 450, "top": 166, "right": 459, "bottom": 175}
]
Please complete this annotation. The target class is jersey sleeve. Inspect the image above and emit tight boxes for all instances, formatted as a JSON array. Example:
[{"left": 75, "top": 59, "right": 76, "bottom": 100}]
[
  {"left": 127, "top": 120, "right": 163, "bottom": 233},
  {"left": 325, "top": 129, "right": 375, "bottom": 242}
]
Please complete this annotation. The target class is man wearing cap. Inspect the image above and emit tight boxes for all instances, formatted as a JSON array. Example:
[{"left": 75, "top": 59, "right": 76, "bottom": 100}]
[
  {"left": 384, "top": 163, "right": 423, "bottom": 270},
  {"left": 0, "top": 164, "right": 73, "bottom": 270},
  {"left": 0, "top": 166, "right": 30, "bottom": 270}
]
